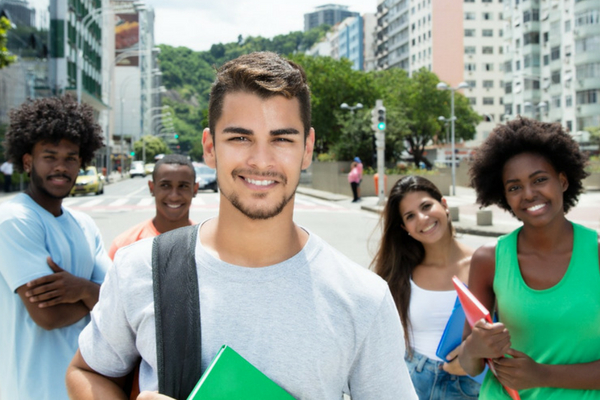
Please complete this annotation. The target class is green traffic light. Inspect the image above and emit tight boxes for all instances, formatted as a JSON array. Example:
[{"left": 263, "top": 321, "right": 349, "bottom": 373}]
[
  {"left": 130, "top": 151, "right": 135, "bottom": 156},
  {"left": 378, "top": 122, "right": 386, "bottom": 130},
  {"left": 174, "top": 134, "right": 179, "bottom": 139}
]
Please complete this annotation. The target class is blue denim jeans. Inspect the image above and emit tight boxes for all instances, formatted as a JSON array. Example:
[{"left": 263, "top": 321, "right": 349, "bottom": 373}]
[{"left": 405, "top": 350, "right": 481, "bottom": 400}]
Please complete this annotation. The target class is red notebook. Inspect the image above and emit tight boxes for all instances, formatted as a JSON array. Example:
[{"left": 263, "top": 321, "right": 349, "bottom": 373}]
[{"left": 452, "top": 276, "right": 521, "bottom": 400}]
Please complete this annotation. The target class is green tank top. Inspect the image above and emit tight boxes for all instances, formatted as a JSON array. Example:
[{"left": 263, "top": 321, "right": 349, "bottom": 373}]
[{"left": 480, "top": 222, "right": 600, "bottom": 399}]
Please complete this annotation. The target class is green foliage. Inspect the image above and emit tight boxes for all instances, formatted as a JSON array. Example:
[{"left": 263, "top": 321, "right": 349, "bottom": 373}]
[
  {"left": 586, "top": 126, "right": 600, "bottom": 145},
  {"left": 133, "top": 135, "right": 170, "bottom": 161},
  {"left": 0, "top": 17, "right": 17, "bottom": 69},
  {"left": 288, "top": 54, "right": 379, "bottom": 155}
]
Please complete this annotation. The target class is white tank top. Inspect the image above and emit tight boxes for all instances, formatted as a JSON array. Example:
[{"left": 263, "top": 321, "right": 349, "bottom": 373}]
[{"left": 408, "top": 280, "right": 457, "bottom": 361}]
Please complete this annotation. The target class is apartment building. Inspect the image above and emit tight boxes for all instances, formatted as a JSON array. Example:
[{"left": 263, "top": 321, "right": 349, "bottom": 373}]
[
  {"left": 502, "top": 0, "right": 600, "bottom": 135},
  {"left": 375, "top": 0, "right": 505, "bottom": 145}
]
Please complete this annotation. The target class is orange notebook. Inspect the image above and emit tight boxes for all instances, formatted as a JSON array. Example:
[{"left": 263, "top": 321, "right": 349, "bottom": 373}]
[{"left": 452, "top": 276, "right": 521, "bottom": 400}]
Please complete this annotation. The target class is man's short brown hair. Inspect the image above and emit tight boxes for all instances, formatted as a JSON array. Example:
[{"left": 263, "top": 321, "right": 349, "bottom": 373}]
[{"left": 208, "top": 52, "right": 311, "bottom": 138}]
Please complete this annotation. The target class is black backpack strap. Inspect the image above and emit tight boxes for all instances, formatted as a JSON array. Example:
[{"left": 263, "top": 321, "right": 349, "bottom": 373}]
[{"left": 152, "top": 225, "right": 202, "bottom": 400}]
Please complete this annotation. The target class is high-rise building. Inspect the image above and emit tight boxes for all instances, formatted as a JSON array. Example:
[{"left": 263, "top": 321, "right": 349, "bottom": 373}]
[
  {"left": 304, "top": 4, "right": 359, "bottom": 31},
  {"left": 375, "top": 0, "right": 505, "bottom": 146},
  {"left": 502, "top": 0, "right": 600, "bottom": 134}
]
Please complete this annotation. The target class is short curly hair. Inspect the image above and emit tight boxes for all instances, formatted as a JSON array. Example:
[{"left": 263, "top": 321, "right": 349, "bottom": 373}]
[
  {"left": 3, "top": 95, "right": 104, "bottom": 173},
  {"left": 469, "top": 117, "right": 588, "bottom": 214}
]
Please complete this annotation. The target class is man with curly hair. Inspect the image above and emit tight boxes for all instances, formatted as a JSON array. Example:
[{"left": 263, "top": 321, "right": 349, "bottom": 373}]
[
  {"left": 0, "top": 95, "right": 111, "bottom": 400},
  {"left": 459, "top": 117, "right": 600, "bottom": 399}
]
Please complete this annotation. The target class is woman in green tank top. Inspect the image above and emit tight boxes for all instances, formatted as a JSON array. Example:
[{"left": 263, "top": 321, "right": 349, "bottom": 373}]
[{"left": 458, "top": 117, "right": 600, "bottom": 400}]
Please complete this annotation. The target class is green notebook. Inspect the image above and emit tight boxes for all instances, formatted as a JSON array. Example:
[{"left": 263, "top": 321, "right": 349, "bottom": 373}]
[{"left": 186, "top": 345, "right": 296, "bottom": 400}]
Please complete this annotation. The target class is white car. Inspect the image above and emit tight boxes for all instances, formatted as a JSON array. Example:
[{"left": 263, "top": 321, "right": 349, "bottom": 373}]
[{"left": 129, "top": 161, "right": 146, "bottom": 178}]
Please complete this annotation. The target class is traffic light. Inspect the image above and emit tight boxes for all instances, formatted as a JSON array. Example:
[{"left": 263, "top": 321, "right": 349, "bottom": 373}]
[
  {"left": 174, "top": 133, "right": 179, "bottom": 139},
  {"left": 371, "top": 103, "right": 386, "bottom": 132},
  {"left": 130, "top": 151, "right": 135, "bottom": 157},
  {"left": 377, "top": 106, "right": 386, "bottom": 131}
]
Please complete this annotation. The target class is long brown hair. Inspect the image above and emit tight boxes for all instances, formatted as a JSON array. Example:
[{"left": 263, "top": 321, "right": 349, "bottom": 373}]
[{"left": 372, "top": 175, "right": 451, "bottom": 354}]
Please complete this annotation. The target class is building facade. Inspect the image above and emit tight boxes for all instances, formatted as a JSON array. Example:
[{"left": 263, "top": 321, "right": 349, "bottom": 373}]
[
  {"left": 502, "top": 0, "right": 600, "bottom": 135},
  {"left": 304, "top": 4, "right": 359, "bottom": 31},
  {"left": 375, "top": 0, "right": 506, "bottom": 146}
]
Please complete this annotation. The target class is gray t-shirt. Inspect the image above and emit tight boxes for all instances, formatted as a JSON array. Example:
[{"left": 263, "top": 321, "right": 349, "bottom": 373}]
[{"left": 79, "top": 226, "right": 416, "bottom": 400}]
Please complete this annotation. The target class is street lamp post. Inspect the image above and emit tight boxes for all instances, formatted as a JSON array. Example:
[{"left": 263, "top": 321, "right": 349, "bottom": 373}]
[
  {"left": 340, "top": 102, "right": 363, "bottom": 114},
  {"left": 438, "top": 115, "right": 455, "bottom": 167},
  {"left": 436, "top": 81, "right": 469, "bottom": 196}
]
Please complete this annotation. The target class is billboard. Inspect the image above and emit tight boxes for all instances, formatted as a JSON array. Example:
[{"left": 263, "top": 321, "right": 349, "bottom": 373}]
[{"left": 115, "top": 13, "right": 139, "bottom": 66}]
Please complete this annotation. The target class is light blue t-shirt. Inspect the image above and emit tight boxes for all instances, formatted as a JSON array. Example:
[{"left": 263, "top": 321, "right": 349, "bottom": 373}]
[{"left": 0, "top": 193, "right": 111, "bottom": 400}]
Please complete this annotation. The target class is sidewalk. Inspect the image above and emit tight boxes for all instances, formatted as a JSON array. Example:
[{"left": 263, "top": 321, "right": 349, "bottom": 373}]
[{"left": 297, "top": 185, "right": 600, "bottom": 237}]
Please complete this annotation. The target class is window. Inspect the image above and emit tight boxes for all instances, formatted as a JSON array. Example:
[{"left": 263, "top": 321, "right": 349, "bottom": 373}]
[
  {"left": 482, "top": 0, "right": 492, "bottom": 2},
  {"left": 465, "top": 12, "right": 476, "bottom": 20},
  {"left": 468, "top": 97, "right": 477, "bottom": 105},
  {"left": 566, "top": 121, "right": 573, "bottom": 132},
  {"left": 466, "top": 80, "right": 476, "bottom": 88},
  {"left": 565, "top": 45, "right": 572, "bottom": 58},
  {"left": 550, "top": 46, "right": 560, "bottom": 61},
  {"left": 505, "top": 82, "right": 513, "bottom": 94},
  {"left": 465, "top": 63, "right": 476, "bottom": 71},
  {"left": 543, "top": 54, "right": 549, "bottom": 65},
  {"left": 576, "top": 62, "right": 600, "bottom": 79},
  {"left": 464, "top": 0, "right": 475, "bottom": 2},
  {"left": 483, "top": 80, "right": 494, "bottom": 88},
  {"left": 551, "top": 95, "right": 561, "bottom": 109},
  {"left": 505, "top": 104, "right": 513, "bottom": 115},
  {"left": 504, "top": 60, "right": 513, "bottom": 72},
  {"left": 482, "top": 29, "right": 494, "bottom": 37},
  {"left": 551, "top": 70, "right": 561, "bottom": 84},
  {"left": 543, "top": 32, "right": 549, "bottom": 43},
  {"left": 523, "top": 9, "right": 540, "bottom": 22},
  {"left": 483, "top": 97, "right": 494, "bottom": 105},
  {"left": 523, "top": 32, "right": 540, "bottom": 45},
  {"left": 576, "top": 35, "right": 600, "bottom": 53},
  {"left": 524, "top": 78, "right": 540, "bottom": 90},
  {"left": 515, "top": 60, "right": 521, "bottom": 71},
  {"left": 577, "top": 89, "right": 599, "bottom": 104},
  {"left": 484, "top": 63, "right": 494, "bottom": 71},
  {"left": 499, "top": 29, "right": 503, "bottom": 37},
  {"left": 465, "top": 46, "right": 476, "bottom": 54},
  {"left": 482, "top": 46, "right": 494, "bottom": 54},
  {"left": 483, "top": 12, "right": 492, "bottom": 20},
  {"left": 465, "top": 29, "right": 476, "bottom": 37},
  {"left": 499, "top": 46, "right": 504, "bottom": 54},
  {"left": 566, "top": 95, "right": 573, "bottom": 107},
  {"left": 575, "top": 9, "right": 600, "bottom": 27},
  {"left": 565, "top": 20, "right": 571, "bottom": 32}
]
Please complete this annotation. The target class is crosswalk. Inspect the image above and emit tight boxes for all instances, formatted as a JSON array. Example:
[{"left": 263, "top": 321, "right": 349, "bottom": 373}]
[{"left": 62, "top": 193, "right": 351, "bottom": 213}]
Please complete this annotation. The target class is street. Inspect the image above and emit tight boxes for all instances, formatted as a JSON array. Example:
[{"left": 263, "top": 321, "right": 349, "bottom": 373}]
[{"left": 67, "top": 177, "right": 493, "bottom": 269}]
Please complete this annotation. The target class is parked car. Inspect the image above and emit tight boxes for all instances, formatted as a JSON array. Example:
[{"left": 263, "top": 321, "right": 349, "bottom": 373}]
[
  {"left": 194, "top": 164, "right": 218, "bottom": 192},
  {"left": 130, "top": 161, "right": 146, "bottom": 178},
  {"left": 144, "top": 163, "right": 155, "bottom": 176},
  {"left": 70, "top": 166, "right": 104, "bottom": 196}
]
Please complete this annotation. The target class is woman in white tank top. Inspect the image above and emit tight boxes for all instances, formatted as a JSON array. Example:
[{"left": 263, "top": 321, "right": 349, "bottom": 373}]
[{"left": 372, "top": 175, "right": 480, "bottom": 400}]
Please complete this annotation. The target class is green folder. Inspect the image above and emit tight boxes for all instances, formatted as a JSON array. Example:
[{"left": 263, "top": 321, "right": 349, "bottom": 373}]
[{"left": 186, "top": 345, "right": 296, "bottom": 400}]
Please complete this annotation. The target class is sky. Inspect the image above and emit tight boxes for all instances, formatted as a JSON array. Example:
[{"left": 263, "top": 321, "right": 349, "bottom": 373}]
[
  {"left": 26, "top": 1, "right": 377, "bottom": 51},
  {"left": 135, "top": 0, "right": 377, "bottom": 52}
]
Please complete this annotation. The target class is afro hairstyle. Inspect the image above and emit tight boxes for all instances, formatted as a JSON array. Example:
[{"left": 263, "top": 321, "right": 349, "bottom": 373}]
[
  {"left": 469, "top": 116, "right": 588, "bottom": 214},
  {"left": 3, "top": 95, "right": 104, "bottom": 173}
]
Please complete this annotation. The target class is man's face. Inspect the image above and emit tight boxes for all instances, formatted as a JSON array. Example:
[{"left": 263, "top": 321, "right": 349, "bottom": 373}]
[
  {"left": 149, "top": 163, "right": 198, "bottom": 224},
  {"left": 202, "top": 92, "right": 314, "bottom": 220},
  {"left": 22, "top": 139, "right": 81, "bottom": 200}
]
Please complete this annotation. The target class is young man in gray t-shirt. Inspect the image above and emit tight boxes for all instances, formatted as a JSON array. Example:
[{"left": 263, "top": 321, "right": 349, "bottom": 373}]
[{"left": 66, "top": 52, "right": 417, "bottom": 400}]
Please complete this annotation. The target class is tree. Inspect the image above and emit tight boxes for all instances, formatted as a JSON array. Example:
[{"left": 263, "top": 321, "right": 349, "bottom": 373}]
[
  {"left": 0, "top": 16, "right": 17, "bottom": 69},
  {"left": 374, "top": 68, "right": 480, "bottom": 167},
  {"left": 289, "top": 54, "right": 379, "bottom": 155},
  {"left": 586, "top": 126, "right": 600, "bottom": 147},
  {"left": 133, "top": 135, "right": 170, "bottom": 162}
]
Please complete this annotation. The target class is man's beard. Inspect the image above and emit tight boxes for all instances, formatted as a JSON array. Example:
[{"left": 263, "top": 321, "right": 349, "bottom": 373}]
[
  {"left": 221, "top": 168, "right": 297, "bottom": 220},
  {"left": 30, "top": 164, "right": 73, "bottom": 200},
  {"left": 225, "top": 189, "right": 296, "bottom": 220}
]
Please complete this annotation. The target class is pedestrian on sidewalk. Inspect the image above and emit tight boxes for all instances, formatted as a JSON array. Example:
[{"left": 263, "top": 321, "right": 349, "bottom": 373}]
[
  {"left": 1, "top": 160, "right": 13, "bottom": 192},
  {"left": 67, "top": 51, "right": 417, "bottom": 400},
  {"left": 348, "top": 161, "right": 361, "bottom": 202},
  {"left": 460, "top": 117, "right": 599, "bottom": 399},
  {"left": 372, "top": 175, "right": 480, "bottom": 400},
  {"left": 354, "top": 156, "right": 363, "bottom": 198},
  {"left": 0, "top": 95, "right": 111, "bottom": 400}
]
